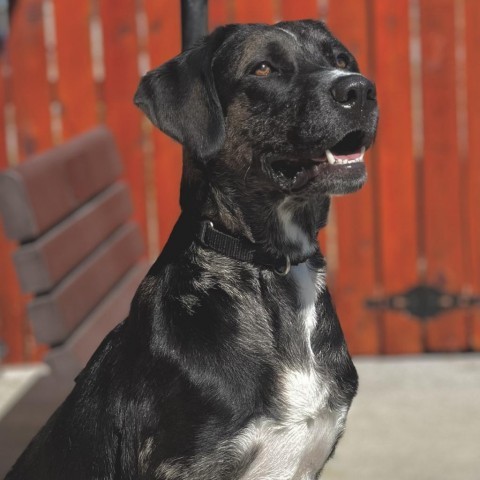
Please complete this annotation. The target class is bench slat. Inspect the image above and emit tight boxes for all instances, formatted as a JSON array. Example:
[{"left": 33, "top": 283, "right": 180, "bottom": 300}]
[
  {"left": 46, "top": 261, "right": 149, "bottom": 378},
  {"left": 28, "top": 223, "right": 144, "bottom": 345},
  {"left": 0, "top": 127, "right": 122, "bottom": 242},
  {"left": 13, "top": 182, "right": 132, "bottom": 294}
]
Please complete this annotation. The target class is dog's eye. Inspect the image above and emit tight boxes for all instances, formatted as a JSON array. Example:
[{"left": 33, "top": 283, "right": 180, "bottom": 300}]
[
  {"left": 252, "top": 62, "right": 273, "bottom": 77},
  {"left": 335, "top": 54, "right": 349, "bottom": 69}
]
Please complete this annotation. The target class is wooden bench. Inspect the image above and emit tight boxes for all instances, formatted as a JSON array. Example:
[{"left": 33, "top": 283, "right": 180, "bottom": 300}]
[
  {"left": 0, "top": 127, "right": 149, "bottom": 473},
  {"left": 0, "top": 126, "right": 149, "bottom": 379}
]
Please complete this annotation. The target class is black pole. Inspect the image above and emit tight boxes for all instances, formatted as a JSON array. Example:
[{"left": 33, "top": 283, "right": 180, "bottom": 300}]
[
  {"left": 181, "top": 0, "right": 208, "bottom": 51},
  {"left": 181, "top": 0, "right": 208, "bottom": 164}
]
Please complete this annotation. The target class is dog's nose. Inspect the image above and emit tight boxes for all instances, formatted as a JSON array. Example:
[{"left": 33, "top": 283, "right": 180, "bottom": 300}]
[{"left": 330, "top": 75, "right": 376, "bottom": 109}]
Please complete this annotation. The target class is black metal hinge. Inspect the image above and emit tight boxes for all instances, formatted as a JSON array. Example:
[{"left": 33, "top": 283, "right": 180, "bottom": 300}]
[{"left": 366, "top": 284, "right": 480, "bottom": 321}]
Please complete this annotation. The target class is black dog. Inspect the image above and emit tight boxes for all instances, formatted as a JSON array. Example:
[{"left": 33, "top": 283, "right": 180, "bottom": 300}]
[{"left": 7, "top": 20, "right": 378, "bottom": 479}]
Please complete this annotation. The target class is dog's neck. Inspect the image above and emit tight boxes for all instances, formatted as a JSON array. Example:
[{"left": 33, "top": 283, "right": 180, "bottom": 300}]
[{"left": 180, "top": 167, "right": 330, "bottom": 264}]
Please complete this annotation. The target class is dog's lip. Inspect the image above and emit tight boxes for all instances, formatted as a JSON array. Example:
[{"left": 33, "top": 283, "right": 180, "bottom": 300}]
[
  {"left": 266, "top": 154, "right": 365, "bottom": 191},
  {"left": 263, "top": 129, "right": 373, "bottom": 191},
  {"left": 293, "top": 152, "right": 365, "bottom": 190},
  {"left": 267, "top": 149, "right": 368, "bottom": 191}
]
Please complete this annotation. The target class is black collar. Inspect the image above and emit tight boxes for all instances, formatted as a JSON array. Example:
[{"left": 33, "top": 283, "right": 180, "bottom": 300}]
[{"left": 195, "top": 220, "right": 313, "bottom": 275}]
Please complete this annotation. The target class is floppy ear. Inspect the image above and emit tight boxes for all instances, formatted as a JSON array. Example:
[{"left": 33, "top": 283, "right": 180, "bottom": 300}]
[{"left": 134, "top": 27, "right": 229, "bottom": 161}]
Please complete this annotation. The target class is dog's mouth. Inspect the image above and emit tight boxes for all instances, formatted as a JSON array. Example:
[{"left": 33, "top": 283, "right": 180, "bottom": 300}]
[{"left": 266, "top": 130, "right": 369, "bottom": 191}]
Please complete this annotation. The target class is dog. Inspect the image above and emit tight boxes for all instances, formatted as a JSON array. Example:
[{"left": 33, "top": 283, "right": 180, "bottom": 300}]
[{"left": 7, "top": 19, "right": 378, "bottom": 480}]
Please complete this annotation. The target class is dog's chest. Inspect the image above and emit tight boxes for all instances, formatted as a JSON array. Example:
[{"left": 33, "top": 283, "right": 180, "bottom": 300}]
[
  {"left": 235, "top": 264, "right": 347, "bottom": 480},
  {"left": 237, "top": 371, "right": 347, "bottom": 480}
]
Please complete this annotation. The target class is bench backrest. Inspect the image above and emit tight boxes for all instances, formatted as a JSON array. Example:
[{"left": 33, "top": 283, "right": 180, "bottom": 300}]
[{"left": 0, "top": 127, "right": 148, "bottom": 378}]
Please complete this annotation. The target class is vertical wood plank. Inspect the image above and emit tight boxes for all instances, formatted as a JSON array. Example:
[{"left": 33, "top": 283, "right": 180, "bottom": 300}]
[
  {"left": 3, "top": 0, "right": 53, "bottom": 361},
  {"left": 233, "top": 0, "right": 276, "bottom": 23},
  {"left": 372, "top": 0, "right": 422, "bottom": 353},
  {"left": 0, "top": 227, "right": 26, "bottom": 362},
  {"left": 144, "top": 0, "right": 182, "bottom": 251},
  {"left": 327, "top": 0, "right": 380, "bottom": 354},
  {"left": 464, "top": 0, "right": 480, "bottom": 351},
  {"left": 8, "top": 0, "right": 52, "bottom": 158},
  {"left": 100, "top": 0, "right": 148, "bottom": 243},
  {"left": 53, "top": 0, "right": 98, "bottom": 139},
  {"left": 420, "top": 0, "right": 468, "bottom": 351},
  {"left": 0, "top": 60, "right": 26, "bottom": 362},
  {"left": 281, "top": 0, "right": 319, "bottom": 21},
  {"left": 209, "top": 0, "right": 233, "bottom": 29}
]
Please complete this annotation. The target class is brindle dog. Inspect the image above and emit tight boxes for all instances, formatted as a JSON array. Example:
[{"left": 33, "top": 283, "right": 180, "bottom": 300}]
[{"left": 7, "top": 20, "right": 378, "bottom": 480}]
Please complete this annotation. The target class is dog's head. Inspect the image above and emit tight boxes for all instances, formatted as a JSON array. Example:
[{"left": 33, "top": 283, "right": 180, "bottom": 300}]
[{"left": 135, "top": 20, "right": 378, "bottom": 250}]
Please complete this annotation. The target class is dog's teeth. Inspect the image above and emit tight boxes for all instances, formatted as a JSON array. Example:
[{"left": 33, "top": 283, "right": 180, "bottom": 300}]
[
  {"left": 326, "top": 147, "right": 366, "bottom": 166},
  {"left": 326, "top": 149, "right": 336, "bottom": 165},
  {"left": 358, "top": 146, "right": 366, "bottom": 162}
]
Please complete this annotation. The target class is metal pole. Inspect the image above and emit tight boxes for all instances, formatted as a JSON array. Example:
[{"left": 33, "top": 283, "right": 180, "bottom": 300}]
[
  {"left": 181, "top": 0, "right": 208, "bottom": 51},
  {"left": 181, "top": 0, "right": 208, "bottom": 165}
]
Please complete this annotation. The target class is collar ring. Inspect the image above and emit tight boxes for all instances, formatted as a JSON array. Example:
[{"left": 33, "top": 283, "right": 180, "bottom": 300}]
[{"left": 274, "top": 255, "right": 291, "bottom": 276}]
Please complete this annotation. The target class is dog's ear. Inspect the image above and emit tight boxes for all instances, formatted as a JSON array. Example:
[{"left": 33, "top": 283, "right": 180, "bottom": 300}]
[{"left": 134, "top": 27, "right": 230, "bottom": 161}]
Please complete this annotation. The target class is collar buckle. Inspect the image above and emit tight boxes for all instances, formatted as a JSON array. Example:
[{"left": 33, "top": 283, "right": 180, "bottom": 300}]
[{"left": 198, "top": 220, "right": 214, "bottom": 245}]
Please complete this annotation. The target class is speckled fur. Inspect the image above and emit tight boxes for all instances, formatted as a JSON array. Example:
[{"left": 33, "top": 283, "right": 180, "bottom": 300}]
[{"left": 7, "top": 20, "right": 378, "bottom": 480}]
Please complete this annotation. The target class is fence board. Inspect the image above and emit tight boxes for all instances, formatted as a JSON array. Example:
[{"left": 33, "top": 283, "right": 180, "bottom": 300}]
[
  {"left": 4, "top": 0, "right": 53, "bottom": 361},
  {"left": 465, "top": 0, "right": 480, "bottom": 350},
  {"left": 8, "top": 0, "right": 52, "bottom": 159},
  {"left": 281, "top": 0, "right": 319, "bottom": 21},
  {"left": 209, "top": 0, "right": 232, "bottom": 29},
  {"left": 100, "top": 0, "right": 147, "bottom": 244},
  {"left": 420, "top": 0, "right": 468, "bottom": 351},
  {"left": 327, "top": 0, "right": 380, "bottom": 354},
  {"left": 372, "top": 0, "right": 422, "bottom": 353},
  {"left": 0, "top": 61, "right": 25, "bottom": 362},
  {"left": 2, "top": 0, "right": 480, "bottom": 359},
  {"left": 233, "top": 0, "right": 276, "bottom": 23},
  {"left": 53, "top": 0, "right": 97, "bottom": 139},
  {"left": 0, "top": 226, "right": 26, "bottom": 362},
  {"left": 144, "top": 0, "right": 182, "bottom": 251}
]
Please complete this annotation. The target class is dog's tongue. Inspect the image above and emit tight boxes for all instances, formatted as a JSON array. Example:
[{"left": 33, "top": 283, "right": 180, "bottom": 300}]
[{"left": 333, "top": 151, "right": 363, "bottom": 160}]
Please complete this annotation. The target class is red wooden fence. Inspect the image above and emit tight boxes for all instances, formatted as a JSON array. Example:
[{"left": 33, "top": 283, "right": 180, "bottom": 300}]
[{"left": 1, "top": 0, "right": 479, "bottom": 362}]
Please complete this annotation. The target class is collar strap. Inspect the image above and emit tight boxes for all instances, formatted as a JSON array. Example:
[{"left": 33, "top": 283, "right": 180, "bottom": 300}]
[{"left": 196, "top": 221, "right": 310, "bottom": 275}]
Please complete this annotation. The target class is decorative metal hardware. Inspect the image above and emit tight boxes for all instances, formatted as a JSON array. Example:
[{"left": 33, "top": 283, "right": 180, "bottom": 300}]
[{"left": 366, "top": 284, "right": 480, "bottom": 321}]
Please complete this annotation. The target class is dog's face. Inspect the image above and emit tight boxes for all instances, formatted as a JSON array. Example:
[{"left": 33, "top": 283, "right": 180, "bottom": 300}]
[{"left": 135, "top": 20, "right": 378, "bottom": 201}]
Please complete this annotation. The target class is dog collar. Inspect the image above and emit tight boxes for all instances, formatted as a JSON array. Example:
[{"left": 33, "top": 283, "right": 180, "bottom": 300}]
[{"left": 196, "top": 220, "right": 311, "bottom": 275}]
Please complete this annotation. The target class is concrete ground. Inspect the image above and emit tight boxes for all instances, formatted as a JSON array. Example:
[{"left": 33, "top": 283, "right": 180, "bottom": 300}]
[
  {"left": 1, "top": 355, "right": 479, "bottom": 479},
  {"left": 322, "top": 354, "right": 480, "bottom": 480},
  {"left": 0, "top": 363, "right": 49, "bottom": 421}
]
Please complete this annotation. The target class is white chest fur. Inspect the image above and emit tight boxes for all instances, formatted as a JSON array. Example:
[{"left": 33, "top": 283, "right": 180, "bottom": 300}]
[
  {"left": 277, "top": 200, "right": 317, "bottom": 258},
  {"left": 237, "top": 372, "right": 347, "bottom": 480},
  {"left": 236, "top": 263, "right": 347, "bottom": 480}
]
